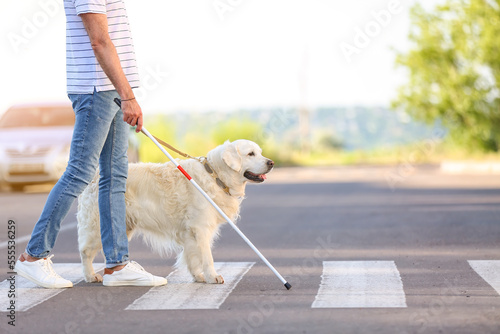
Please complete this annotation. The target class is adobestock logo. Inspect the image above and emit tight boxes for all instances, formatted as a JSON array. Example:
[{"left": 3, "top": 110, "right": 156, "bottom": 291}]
[
  {"left": 134, "top": 64, "right": 170, "bottom": 102},
  {"left": 7, "top": 0, "right": 63, "bottom": 54},
  {"left": 339, "top": 0, "right": 403, "bottom": 63},
  {"left": 213, "top": 0, "right": 244, "bottom": 21}
]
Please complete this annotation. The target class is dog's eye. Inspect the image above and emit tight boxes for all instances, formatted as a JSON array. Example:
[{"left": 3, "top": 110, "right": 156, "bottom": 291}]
[{"left": 248, "top": 152, "right": 255, "bottom": 156}]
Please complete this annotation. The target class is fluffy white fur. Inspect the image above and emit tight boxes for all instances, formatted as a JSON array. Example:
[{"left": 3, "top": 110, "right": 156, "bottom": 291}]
[{"left": 77, "top": 140, "right": 273, "bottom": 284}]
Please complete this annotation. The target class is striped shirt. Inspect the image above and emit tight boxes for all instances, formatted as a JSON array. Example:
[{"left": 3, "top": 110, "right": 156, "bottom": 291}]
[{"left": 64, "top": 0, "right": 140, "bottom": 94}]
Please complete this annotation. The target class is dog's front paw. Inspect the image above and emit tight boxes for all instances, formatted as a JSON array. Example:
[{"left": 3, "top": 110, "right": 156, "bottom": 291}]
[
  {"left": 85, "top": 273, "right": 103, "bottom": 283},
  {"left": 194, "top": 273, "right": 206, "bottom": 283},
  {"left": 206, "top": 274, "right": 224, "bottom": 284}
]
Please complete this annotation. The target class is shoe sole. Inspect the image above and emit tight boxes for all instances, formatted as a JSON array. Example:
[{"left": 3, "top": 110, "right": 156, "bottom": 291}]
[
  {"left": 102, "top": 279, "right": 168, "bottom": 287},
  {"left": 15, "top": 266, "right": 73, "bottom": 289}
]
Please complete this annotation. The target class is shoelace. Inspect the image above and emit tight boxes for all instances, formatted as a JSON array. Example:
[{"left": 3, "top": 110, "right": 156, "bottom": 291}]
[
  {"left": 40, "top": 255, "right": 63, "bottom": 278},
  {"left": 128, "top": 261, "right": 151, "bottom": 275}
]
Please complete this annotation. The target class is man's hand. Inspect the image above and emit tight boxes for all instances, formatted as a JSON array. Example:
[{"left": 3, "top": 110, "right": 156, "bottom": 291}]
[{"left": 122, "top": 99, "right": 143, "bottom": 133}]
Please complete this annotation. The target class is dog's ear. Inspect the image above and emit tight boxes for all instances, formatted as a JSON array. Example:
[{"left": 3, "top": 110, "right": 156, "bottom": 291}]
[{"left": 222, "top": 142, "right": 242, "bottom": 172}]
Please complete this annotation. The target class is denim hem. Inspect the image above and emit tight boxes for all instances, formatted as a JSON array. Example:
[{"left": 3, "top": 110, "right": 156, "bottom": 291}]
[
  {"left": 25, "top": 248, "right": 46, "bottom": 259},
  {"left": 105, "top": 260, "right": 130, "bottom": 269}
]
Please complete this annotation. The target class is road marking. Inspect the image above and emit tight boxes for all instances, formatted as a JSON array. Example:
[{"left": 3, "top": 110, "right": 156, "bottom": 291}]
[
  {"left": 0, "top": 263, "right": 104, "bottom": 312},
  {"left": 312, "top": 261, "right": 407, "bottom": 308},
  {"left": 468, "top": 260, "right": 500, "bottom": 294},
  {"left": 0, "top": 221, "right": 78, "bottom": 250},
  {"left": 126, "top": 262, "right": 255, "bottom": 310}
]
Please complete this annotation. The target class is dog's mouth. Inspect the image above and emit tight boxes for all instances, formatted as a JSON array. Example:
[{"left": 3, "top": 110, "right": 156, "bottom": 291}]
[{"left": 244, "top": 171, "right": 268, "bottom": 183}]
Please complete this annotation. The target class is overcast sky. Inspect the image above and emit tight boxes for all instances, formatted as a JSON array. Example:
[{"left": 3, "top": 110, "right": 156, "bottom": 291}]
[{"left": 0, "top": 0, "right": 443, "bottom": 115}]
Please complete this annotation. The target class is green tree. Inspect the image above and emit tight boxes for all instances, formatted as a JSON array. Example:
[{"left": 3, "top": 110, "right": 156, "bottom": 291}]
[{"left": 392, "top": 0, "right": 500, "bottom": 152}]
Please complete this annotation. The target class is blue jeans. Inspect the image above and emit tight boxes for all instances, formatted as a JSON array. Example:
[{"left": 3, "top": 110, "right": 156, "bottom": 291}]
[{"left": 26, "top": 89, "right": 130, "bottom": 268}]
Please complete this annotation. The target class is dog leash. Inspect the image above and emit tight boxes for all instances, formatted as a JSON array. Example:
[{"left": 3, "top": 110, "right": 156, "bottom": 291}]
[{"left": 148, "top": 134, "right": 197, "bottom": 160}]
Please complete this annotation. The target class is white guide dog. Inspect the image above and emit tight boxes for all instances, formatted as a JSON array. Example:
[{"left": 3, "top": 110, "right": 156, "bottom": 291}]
[{"left": 77, "top": 140, "right": 274, "bottom": 284}]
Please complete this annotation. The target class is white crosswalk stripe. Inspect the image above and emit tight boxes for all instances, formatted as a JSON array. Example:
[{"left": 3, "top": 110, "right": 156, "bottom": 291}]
[
  {"left": 312, "top": 261, "right": 407, "bottom": 308},
  {"left": 0, "top": 263, "right": 105, "bottom": 312},
  {"left": 468, "top": 260, "right": 500, "bottom": 295},
  {"left": 125, "top": 262, "right": 255, "bottom": 310}
]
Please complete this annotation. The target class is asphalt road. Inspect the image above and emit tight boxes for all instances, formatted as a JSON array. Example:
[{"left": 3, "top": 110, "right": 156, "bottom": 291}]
[{"left": 0, "top": 167, "right": 499, "bottom": 334}]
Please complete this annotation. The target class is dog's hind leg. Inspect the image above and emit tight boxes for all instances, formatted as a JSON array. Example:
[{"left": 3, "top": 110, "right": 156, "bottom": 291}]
[
  {"left": 79, "top": 232, "right": 103, "bottom": 283},
  {"left": 77, "top": 178, "right": 105, "bottom": 283},
  {"left": 80, "top": 246, "right": 103, "bottom": 283},
  {"left": 77, "top": 209, "right": 104, "bottom": 283}
]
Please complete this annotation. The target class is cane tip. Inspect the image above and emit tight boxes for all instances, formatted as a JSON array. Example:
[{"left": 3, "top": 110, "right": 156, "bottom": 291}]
[{"left": 284, "top": 282, "right": 292, "bottom": 290}]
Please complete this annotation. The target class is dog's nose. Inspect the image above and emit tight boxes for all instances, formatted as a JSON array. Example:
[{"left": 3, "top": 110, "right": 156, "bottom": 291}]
[{"left": 267, "top": 160, "right": 274, "bottom": 167}]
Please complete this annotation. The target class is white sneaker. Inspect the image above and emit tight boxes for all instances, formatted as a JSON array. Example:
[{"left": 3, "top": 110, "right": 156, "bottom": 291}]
[
  {"left": 14, "top": 255, "right": 73, "bottom": 289},
  {"left": 102, "top": 261, "right": 168, "bottom": 287}
]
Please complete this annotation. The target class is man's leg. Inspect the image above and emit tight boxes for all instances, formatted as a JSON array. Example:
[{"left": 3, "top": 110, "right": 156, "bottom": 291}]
[{"left": 94, "top": 89, "right": 130, "bottom": 269}]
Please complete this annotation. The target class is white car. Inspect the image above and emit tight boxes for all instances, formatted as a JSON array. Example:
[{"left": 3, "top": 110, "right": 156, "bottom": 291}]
[{"left": 0, "top": 103, "right": 139, "bottom": 191}]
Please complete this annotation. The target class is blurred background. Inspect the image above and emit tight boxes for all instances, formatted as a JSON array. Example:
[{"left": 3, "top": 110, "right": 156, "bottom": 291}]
[{"left": 1, "top": 0, "right": 499, "bottom": 191}]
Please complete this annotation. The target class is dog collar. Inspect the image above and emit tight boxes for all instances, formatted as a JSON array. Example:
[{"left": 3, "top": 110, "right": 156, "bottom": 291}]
[{"left": 200, "top": 157, "right": 232, "bottom": 196}]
